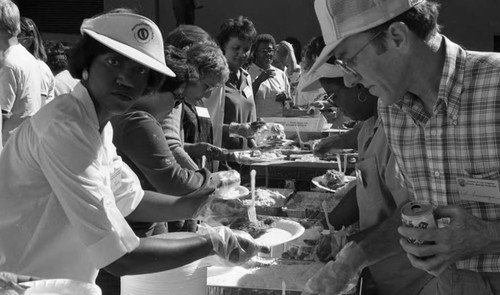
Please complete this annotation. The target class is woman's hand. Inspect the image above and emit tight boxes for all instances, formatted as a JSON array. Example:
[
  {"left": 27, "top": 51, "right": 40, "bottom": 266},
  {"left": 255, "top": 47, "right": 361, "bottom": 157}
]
[
  {"left": 256, "top": 69, "right": 276, "bottom": 84},
  {"left": 0, "top": 272, "right": 40, "bottom": 294},
  {"left": 186, "top": 142, "right": 229, "bottom": 161},
  {"left": 198, "top": 224, "right": 269, "bottom": 264}
]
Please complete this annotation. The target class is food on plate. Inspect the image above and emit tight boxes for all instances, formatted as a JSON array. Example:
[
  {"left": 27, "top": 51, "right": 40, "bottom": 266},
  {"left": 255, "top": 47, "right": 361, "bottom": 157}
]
[
  {"left": 228, "top": 216, "right": 276, "bottom": 239},
  {"left": 321, "top": 169, "right": 346, "bottom": 189},
  {"left": 213, "top": 170, "right": 241, "bottom": 197},
  {"left": 282, "top": 226, "right": 322, "bottom": 261},
  {"left": 283, "top": 192, "right": 340, "bottom": 219},
  {"left": 241, "top": 188, "right": 289, "bottom": 207},
  {"left": 233, "top": 149, "right": 285, "bottom": 163},
  {"left": 254, "top": 123, "right": 286, "bottom": 146}
]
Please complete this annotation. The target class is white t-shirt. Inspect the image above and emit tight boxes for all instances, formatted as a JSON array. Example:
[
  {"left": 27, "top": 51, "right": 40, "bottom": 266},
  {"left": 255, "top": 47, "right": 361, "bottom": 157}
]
[
  {"left": 0, "top": 44, "right": 42, "bottom": 143},
  {"left": 54, "top": 69, "right": 79, "bottom": 97},
  {"left": 247, "top": 63, "right": 290, "bottom": 118},
  {"left": 0, "top": 83, "right": 143, "bottom": 283},
  {"left": 37, "top": 59, "right": 55, "bottom": 104}
]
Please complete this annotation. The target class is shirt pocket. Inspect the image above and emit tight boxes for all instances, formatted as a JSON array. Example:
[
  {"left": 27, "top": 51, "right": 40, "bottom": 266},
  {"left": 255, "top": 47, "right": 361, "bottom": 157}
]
[{"left": 463, "top": 169, "right": 500, "bottom": 180}]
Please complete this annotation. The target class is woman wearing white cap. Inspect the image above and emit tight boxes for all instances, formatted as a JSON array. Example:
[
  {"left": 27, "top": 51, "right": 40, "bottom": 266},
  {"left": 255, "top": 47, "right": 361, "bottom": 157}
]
[{"left": 0, "top": 10, "right": 263, "bottom": 284}]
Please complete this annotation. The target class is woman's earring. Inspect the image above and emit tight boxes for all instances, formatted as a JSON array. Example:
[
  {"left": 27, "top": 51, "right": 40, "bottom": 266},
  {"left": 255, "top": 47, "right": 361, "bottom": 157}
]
[
  {"left": 82, "top": 69, "right": 89, "bottom": 81},
  {"left": 357, "top": 90, "right": 367, "bottom": 102}
]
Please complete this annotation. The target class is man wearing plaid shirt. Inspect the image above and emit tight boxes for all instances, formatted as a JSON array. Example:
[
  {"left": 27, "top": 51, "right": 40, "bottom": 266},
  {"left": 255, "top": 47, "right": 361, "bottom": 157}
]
[{"left": 306, "top": 0, "right": 500, "bottom": 294}]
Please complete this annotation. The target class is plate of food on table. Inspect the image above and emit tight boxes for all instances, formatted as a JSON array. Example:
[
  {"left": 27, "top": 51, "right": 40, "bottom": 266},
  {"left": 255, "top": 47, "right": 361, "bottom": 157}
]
[
  {"left": 229, "top": 216, "right": 305, "bottom": 247},
  {"left": 312, "top": 169, "right": 356, "bottom": 193},
  {"left": 232, "top": 149, "right": 287, "bottom": 164}
]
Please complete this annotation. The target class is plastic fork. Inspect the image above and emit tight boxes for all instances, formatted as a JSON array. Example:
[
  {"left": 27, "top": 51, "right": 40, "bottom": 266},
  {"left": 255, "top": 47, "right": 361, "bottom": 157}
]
[
  {"left": 295, "top": 123, "right": 304, "bottom": 149},
  {"left": 321, "top": 200, "right": 334, "bottom": 233},
  {"left": 249, "top": 170, "right": 262, "bottom": 226}
]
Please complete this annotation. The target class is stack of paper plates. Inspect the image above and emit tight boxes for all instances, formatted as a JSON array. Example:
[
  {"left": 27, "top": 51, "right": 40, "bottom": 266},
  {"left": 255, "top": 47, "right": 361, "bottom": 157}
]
[{"left": 21, "top": 279, "right": 101, "bottom": 295}]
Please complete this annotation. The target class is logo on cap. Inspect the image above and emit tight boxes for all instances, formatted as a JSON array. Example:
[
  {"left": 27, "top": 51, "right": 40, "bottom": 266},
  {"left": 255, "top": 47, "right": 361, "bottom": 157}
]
[{"left": 132, "top": 22, "right": 154, "bottom": 44}]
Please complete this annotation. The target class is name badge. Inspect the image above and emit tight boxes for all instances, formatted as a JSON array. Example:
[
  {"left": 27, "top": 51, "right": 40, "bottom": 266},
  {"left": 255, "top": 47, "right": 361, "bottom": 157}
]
[
  {"left": 457, "top": 177, "right": 500, "bottom": 204},
  {"left": 195, "top": 106, "right": 210, "bottom": 118},
  {"left": 243, "top": 85, "right": 253, "bottom": 98}
]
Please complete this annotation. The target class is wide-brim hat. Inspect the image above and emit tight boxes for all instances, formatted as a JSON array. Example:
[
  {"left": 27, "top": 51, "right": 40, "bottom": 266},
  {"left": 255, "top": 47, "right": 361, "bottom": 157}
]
[
  {"left": 309, "top": 0, "right": 424, "bottom": 75},
  {"left": 81, "top": 12, "right": 175, "bottom": 77},
  {"left": 301, "top": 63, "right": 343, "bottom": 92}
]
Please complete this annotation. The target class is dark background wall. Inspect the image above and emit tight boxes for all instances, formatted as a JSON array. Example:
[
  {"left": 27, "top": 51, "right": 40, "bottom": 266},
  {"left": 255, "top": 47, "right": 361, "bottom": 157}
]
[{"left": 16, "top": 0, "right": 500, "bottom": 52}]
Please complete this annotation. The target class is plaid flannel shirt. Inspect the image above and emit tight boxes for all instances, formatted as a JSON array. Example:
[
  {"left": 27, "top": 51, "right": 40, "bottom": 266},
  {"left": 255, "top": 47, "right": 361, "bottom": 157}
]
[{"left": 379, "top": 36, "right": 500, "bottom": 272}]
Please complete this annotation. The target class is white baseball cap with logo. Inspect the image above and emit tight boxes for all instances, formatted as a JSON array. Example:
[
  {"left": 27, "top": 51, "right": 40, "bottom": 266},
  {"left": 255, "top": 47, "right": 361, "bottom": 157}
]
[
  {"left": 81, "top": 12, "right": 175, "bottom": 77},
  {"left": 301, "top": 62, "right": 343, "bottom": 92},
  {"left": 309, "top": 0, "right": 425, "bottom": 75}
]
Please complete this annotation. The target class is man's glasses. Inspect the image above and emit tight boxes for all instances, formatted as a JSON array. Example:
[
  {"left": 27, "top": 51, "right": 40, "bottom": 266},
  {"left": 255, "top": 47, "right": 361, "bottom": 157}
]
[{"left": 333, "top": 30, "right": 386, "bottom": 78}]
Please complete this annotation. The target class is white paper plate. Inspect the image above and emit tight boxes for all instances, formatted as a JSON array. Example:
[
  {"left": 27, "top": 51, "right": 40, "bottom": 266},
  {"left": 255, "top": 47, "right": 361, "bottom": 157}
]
[
  {"left": 311, "top": 175, "right": 356, "bottom": 193},
  {"left": 253, "top": 219, "right": 305, "bottom": 247},
  {"left": 21, "top": 279, "right": 101, "bottom": 295},
  {"left": 216, "top": 185, "right": 250, "bottom": 199}
]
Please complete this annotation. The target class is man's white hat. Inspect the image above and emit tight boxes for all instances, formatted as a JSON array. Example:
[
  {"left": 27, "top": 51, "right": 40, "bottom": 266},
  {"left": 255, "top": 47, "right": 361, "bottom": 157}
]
[
  {"left": 309, "top": 0, "right": 424, "bottom": 75},
  {"left": 81, "top": 12, "right": 175, "bottom": 77},
  {"left": 301, "top": 63, "right": 343, "bottom": 92}
]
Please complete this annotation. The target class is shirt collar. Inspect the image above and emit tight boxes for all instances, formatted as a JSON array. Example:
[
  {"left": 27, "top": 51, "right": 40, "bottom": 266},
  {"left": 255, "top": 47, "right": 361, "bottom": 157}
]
[
  {"left": 436, "top": 36, "right": 465, "bottom": 124},
  {"left": 394, "top": 36, "right": 464, "bottom": 125},
  {"left": 71, "top": 82, "right": 100, "bottom": 130}
]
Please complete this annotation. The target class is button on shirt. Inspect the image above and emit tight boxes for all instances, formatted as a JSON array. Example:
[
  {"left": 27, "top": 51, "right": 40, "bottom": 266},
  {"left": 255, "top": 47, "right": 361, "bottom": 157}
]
[
  {"left": 0, "top": 83, "right": 143, "bottom": 282},
  {"left": 379, "top": 36, "right": 500, "bottom": 272}
]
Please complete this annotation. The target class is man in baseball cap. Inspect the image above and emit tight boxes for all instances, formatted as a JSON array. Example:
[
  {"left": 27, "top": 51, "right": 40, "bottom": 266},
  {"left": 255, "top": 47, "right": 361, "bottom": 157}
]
[{"left": 309, "top": 0, "right": 500, "bottom": 294}]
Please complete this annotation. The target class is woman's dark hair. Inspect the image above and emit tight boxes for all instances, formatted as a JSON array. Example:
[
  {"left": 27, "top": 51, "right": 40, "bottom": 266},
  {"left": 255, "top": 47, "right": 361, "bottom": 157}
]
[
  {"left": 302, "top": 36, "right": 325, "bottom": 72},
  {"left": 368, "top": 1, "right": 441, "bottom": 52},
  {"left": 159, "top": 45, "right": 197, "bottom": 93},
  {"left": 19, "top": 17, "right": 47, "bottom": 61},
  {"left": 44, "top": 40, "right": 70, "bottom": 75},
  {"left": 216, "top": 16, "right": 257, "bottom": 53}
]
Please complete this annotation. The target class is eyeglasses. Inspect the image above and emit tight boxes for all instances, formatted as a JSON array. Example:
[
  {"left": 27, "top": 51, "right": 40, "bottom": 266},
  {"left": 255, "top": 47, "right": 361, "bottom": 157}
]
[
  {"left": 258, "top": 48, "right": 275, "bottom": 54},
  {"left": 333, "top": 30, "right": 386, "bottom": 78}
]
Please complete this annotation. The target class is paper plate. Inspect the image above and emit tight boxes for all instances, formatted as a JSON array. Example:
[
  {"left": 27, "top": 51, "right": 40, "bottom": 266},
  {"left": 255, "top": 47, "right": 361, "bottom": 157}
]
[
  {"left": 21, "top": 279, "right": 101, "bottom": 295},
  {"left": 254, "top": 219, "right": 305, "bottom": 247},
  {"left": 311, "top": 175, "right": 356, "bottom": 193},
  {"left": 216, "top": 185, "right": 250, "bottom": 200}
]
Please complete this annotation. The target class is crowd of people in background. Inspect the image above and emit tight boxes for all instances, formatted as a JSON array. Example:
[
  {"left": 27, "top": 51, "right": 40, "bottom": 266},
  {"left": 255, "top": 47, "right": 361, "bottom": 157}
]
[{"left": 3, "top": 0, "right": 500, "bottom": 295}]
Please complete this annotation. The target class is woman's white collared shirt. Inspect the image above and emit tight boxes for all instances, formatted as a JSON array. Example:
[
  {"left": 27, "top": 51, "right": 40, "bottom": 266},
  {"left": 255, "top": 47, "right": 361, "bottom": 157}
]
[{"left": 0, "top": 83, "right": 143, "bottom": 283}]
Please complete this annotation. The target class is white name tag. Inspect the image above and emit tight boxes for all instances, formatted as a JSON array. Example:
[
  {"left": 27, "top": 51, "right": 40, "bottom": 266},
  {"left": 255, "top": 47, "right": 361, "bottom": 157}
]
[
  {"left": 195, "top": 106, "right": 210, "bottom": 118},
  {"left": 243, "top": 85, "right": 253, "bottom": 98},
  {"left": 457, "top": 177, "right": 500, "bottom": 204}
]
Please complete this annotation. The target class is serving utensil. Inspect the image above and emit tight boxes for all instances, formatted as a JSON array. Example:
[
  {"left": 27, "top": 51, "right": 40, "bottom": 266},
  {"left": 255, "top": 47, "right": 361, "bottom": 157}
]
[{"left": 248, "top": 170, "right": 262, "bottom": 226}]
